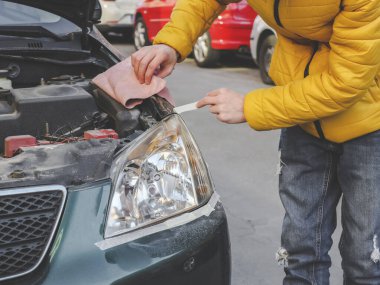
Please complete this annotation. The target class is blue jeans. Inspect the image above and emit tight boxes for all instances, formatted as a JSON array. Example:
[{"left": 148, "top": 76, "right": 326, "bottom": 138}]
[{"left": 278, "top": 126, "right": 380, "bottom": 285}]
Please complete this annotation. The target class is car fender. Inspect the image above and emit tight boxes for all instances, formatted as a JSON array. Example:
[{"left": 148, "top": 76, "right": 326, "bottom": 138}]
[{"left": 250, "top": 16, "right": 276, "bottom": 64}]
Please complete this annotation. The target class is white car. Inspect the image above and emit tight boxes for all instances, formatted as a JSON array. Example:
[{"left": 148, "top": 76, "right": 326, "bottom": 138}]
[
  {"left": 97, "top": 0, "right": 139, "bottom": 37},
  {"left": 250, "top": 16, "right": 277, "bottom": 85}
]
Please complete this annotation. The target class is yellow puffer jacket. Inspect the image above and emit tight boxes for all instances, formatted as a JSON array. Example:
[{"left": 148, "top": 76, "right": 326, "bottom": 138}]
[{"left": 154, "top": 0, "right": 380, "bottom": 143}]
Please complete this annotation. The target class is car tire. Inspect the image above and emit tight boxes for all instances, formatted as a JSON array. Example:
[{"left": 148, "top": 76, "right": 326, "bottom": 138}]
[
  {"left": 193, "top": 32, "right": 220, "bottom": 67},
  {"left": 258, "top": 34, "right": 276, "bottom": 85},
  {"left": 134, "top": 18, "right": 150, "bottom": 50}
]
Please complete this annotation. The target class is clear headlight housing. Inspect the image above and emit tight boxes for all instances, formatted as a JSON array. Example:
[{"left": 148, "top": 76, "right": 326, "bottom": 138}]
[{"left": 105, "top": 115, "right": 213, "bottom": 238}]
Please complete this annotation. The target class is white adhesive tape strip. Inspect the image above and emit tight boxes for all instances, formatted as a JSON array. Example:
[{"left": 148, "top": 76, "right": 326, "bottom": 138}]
[
  {"left": 95, "top": 192, "right": 220, "bottom": 250},
  {"left": 173, "top": 102, "right": 198, "bottom": 114}
]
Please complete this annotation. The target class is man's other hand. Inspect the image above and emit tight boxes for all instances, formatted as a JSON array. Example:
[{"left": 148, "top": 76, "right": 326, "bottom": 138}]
[
  {"left": 197, "top": 88, "right": 246, "bottom": 124},
  {"left": 131, "top": 44, "right": 178, "bottom": 85}
]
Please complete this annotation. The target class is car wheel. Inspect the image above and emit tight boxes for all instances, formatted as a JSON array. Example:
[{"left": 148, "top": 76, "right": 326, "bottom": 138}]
[
  {"left": 193, "top": 32, "right": 220, "bottom": 67},
  {"left": 134, "top": 18, "right": 150, "bottom": 50},
  {"left": 258, "top": 34, "right": 276, "bottom": 85}
]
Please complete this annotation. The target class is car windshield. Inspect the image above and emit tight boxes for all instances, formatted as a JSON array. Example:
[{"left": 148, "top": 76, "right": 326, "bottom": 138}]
[{"left": 0, "top": 1, "right": 60, "bottom": 25}]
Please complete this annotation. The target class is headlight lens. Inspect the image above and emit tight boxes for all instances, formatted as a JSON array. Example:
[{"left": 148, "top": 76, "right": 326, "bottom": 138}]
[{"left": 105, "top": 115, "right": 213, "bottom": 238}]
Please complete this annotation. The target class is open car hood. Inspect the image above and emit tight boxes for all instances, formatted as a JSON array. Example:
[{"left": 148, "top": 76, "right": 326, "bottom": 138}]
[{"left": 3, "top": 0, "right": 102, "bottom": 29}]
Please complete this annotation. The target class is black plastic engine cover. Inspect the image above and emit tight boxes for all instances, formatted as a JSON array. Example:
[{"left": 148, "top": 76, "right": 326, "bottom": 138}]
[
  {"left": 0, "top": 84, "right": 99, "bottom": 151},
  {"left": 90, "top": 84, "right": 141, "bottom": 138}
]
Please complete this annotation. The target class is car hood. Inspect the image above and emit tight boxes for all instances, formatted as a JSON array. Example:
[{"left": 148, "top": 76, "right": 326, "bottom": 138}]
[{"left": 4, "top": 0, "right": 101, "bottom": 29}]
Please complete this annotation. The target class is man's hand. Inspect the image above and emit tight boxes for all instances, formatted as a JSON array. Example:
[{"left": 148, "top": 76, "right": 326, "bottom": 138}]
[
  {"left": 197, "top": 88, "right": 246, "bottom": 124},
  {"left": 131, "top": 44, "right": 178, "bottom": 84}
]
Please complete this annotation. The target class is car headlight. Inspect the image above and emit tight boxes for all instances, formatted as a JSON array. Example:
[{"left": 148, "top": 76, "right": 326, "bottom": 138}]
[{"left": 105, "top": 114, "right": 213, "bottom": 238}]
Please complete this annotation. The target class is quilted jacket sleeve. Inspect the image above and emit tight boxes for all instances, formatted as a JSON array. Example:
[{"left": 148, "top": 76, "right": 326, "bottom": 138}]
[
  {"left": 153, "top": 0, "right": 227, "bottom": 61},
  {"left": 244, "top": 0, "right": 380, "bottom": 130}
]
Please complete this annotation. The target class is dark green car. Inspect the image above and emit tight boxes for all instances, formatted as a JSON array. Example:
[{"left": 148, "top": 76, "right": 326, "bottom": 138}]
[{"left": 0, "top": 1, "right": 231, "bottom": 284}]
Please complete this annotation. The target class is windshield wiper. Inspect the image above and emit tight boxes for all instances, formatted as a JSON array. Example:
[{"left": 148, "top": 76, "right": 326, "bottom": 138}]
[{"left": 0, "top": 26, "right": 70, "bottom": 41}]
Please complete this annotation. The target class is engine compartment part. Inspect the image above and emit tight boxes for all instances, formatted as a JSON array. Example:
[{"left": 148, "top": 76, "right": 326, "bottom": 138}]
[
  {"left": 0, "top": 85, "right": 100, "bottom": 151},
  {"left": 4, "top": 129, "right": 121, "bottom": 158},
  {"left": 0, "top": 77, "right": 11, "bottom": 89},
  {"left": 0, "top": 79, "right": 175, "bottom": 157},
  {"left": 4, "top": 135, "right": 37, "bottom": 158},
  {"left": 0, "top": 50, "right": 108, "bottom": 88},
  {"left": 0, "top": 66, "right": 176, "bottom": 188},
  {"left": 83, "top": 129, "right": 119, "bottom": 140},
  {"left": 0, "top": 139, "right": 120, "bottom": 188},
  {"left": 90, "top": 85, "right": 141, "bottom": 138}
]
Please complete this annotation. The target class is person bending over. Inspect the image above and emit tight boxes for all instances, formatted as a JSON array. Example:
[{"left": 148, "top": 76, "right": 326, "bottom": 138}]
[{"left": 130, "top": 0, "right": 380, "bottom": 283}]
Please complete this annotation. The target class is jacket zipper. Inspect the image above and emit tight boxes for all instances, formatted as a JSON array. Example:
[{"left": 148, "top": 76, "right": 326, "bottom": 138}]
[
  {"left": 305, "top": 42, "right": 325, "bottom": 140},
  {"left": 304, "top": 42, "right": 318, "bottom": 77},
  {"left": 273, "top": 0, "right": 283, "bottom": 27}
]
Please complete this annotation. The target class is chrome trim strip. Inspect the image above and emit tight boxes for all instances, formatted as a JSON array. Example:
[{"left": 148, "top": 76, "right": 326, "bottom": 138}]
[{"left": 0, "top": 185, "right": 67, "bottom": 282}]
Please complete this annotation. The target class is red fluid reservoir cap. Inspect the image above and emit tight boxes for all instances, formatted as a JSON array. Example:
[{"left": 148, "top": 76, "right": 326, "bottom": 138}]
[
  {"left": 4, "top": 135, "right": 37, "bottom": 158},
  {"left": 84, "top": 129, "right": 119, "bottom": 140}
]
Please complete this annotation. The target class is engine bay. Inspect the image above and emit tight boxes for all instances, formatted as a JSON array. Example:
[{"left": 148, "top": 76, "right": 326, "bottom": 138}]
[
  {"left": 0, "top": 72, "right": 173, "bottom": 158},
  {"left": 0, "top": 69, "right": 174, "bottom": 187},
  {"left": 0, "top": 33, "right": 174, "bottom": 188}
]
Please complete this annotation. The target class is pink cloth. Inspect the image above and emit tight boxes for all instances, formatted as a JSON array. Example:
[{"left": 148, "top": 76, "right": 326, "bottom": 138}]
[{"left": 92, "top": 57, "right": 175, "bottom": 108}]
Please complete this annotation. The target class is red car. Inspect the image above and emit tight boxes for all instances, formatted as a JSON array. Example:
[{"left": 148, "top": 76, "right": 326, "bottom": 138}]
[{"left": 134, "top": 0, "right": 257, "bottom": 67}]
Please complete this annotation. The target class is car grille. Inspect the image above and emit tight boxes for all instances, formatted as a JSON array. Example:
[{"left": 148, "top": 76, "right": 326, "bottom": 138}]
[{"left": 0, "top": 186, "right": 66, "bottom": 281}]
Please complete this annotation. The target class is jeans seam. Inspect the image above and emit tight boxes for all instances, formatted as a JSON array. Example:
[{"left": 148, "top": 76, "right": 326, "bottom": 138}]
[{"left": 312, "top": 151, "right": 333, "bottom": 285}]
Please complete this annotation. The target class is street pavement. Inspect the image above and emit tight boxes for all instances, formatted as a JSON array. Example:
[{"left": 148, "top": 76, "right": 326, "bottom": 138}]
[{"left": 113, "top": 42, "right": 343, "bottom": 285}]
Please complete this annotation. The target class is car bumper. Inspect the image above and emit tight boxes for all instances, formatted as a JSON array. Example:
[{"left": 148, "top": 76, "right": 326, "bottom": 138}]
[
  {"left": 97, "top": 13, "right": 135, "bottom": 33},
  {"left": 6, "top": 181, "right": 231, "bottom": 285}
]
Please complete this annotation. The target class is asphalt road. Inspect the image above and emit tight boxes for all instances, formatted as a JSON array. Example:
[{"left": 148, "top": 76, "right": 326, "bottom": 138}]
[{"left": 113, "top": 41, "right": 343, "bottom": 285}]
